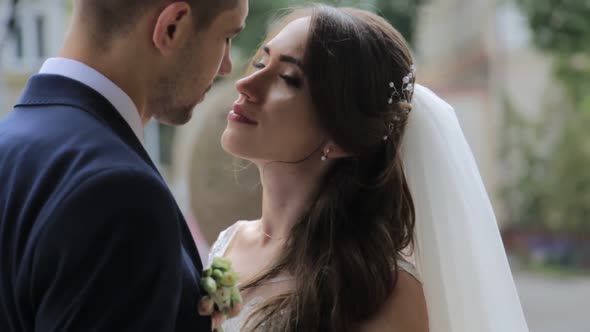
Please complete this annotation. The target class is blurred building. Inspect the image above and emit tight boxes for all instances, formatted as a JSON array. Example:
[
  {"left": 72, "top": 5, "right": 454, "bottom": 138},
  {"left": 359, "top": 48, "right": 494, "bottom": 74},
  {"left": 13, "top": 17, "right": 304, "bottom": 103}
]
[
  {"left": 0, "top": 0, "right": 69, "bottom": 117},
  {"left": 414, "top": 0, "right": 553, "bottom": 225}
]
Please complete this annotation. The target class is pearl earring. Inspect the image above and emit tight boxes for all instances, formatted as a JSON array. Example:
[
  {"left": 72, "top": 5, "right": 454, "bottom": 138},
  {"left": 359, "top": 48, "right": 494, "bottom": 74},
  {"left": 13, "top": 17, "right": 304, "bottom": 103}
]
[{"left": 321, "top": 148, "right": 331, "bottom": 161}]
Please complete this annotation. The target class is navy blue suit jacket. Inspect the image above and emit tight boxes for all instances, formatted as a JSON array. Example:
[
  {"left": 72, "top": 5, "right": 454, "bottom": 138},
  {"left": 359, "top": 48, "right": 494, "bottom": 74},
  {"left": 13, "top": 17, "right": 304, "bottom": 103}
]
[{"left": 0, "top": 74, "right": 210, "bottom": 331}]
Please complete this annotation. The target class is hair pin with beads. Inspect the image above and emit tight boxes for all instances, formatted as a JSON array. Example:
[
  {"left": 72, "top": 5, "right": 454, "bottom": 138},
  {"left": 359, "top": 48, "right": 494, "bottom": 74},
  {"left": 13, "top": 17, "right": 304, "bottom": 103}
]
[{"left": 388, "top": 64, "right": 416, "bottom": 104}]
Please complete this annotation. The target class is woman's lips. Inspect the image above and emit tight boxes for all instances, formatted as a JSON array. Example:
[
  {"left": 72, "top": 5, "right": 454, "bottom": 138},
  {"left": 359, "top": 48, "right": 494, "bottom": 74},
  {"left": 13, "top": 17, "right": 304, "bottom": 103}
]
[{"left": 228, "top": 105, "right": 258, "bottom": 125}]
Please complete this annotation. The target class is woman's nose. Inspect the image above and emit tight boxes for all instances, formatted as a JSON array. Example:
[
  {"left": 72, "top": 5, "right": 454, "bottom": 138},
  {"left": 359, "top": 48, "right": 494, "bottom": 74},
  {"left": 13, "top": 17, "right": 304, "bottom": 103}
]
[{"left": 235, "top": 72, "right": 265, "bottom": 103}]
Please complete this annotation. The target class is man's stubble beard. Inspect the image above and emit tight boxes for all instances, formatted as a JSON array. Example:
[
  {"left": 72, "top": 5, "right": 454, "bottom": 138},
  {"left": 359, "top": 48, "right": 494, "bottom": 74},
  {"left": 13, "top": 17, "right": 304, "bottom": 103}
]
[
  {"left": 152, "top": 94, "right": 196, "bottom": 125},
  {"left": 149, "top": 45, "right": 199, "bottom": 126}
]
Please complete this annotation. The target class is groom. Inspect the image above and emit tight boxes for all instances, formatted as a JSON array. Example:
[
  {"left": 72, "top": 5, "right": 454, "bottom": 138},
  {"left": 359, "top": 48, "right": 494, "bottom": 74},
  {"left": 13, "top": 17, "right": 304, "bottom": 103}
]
[{"left": 0, "top": 0, "right": 247, "bottom": 331}]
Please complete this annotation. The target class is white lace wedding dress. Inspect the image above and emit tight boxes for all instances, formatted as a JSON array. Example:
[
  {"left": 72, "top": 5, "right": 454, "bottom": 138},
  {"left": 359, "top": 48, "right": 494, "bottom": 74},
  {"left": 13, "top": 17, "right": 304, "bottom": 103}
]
[{"left": 207, "top": 221, "right": 420, "bottom": 332}]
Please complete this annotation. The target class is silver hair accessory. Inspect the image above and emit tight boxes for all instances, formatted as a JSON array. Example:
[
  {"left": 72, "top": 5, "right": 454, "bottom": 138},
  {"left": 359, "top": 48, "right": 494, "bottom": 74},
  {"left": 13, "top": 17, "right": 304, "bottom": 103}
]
[{"left": 388, "top": 64, "right": 416, "bottom": 105}]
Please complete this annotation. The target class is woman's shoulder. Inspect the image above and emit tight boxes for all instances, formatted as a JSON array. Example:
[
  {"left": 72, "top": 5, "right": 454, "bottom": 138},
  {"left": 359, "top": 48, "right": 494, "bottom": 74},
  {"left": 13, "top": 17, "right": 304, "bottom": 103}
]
[
  {"left": 398, "top": 258, "right": 421, "bottom": 283},
  {"left": 360, "top": 263, "right": 428, "bottom": 332},
  {"left": 208, "top": 221, "right": 245, "bottom": 264},
  {"left": 207, "top": 220, "right": 259, "bottom": 264}
]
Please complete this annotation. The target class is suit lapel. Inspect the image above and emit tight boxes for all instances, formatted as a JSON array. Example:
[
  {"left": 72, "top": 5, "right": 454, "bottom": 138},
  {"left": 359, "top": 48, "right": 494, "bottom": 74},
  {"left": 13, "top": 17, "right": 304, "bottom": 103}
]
[{"left": 16, "top": 74, "right": 204, "bottom": 272}]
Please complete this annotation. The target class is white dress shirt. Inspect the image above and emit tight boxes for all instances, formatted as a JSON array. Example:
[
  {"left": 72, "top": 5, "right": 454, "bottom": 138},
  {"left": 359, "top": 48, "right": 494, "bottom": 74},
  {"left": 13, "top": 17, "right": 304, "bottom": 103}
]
[{"left": 39, "top": 57, "right": 144, "bottom": 144}]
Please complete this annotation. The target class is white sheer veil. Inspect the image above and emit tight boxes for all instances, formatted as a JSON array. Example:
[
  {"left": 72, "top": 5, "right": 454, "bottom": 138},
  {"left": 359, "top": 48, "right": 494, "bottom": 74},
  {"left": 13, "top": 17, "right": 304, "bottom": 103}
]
[{"left": 402, "top": 84, "right": 529, "bottom": 331}]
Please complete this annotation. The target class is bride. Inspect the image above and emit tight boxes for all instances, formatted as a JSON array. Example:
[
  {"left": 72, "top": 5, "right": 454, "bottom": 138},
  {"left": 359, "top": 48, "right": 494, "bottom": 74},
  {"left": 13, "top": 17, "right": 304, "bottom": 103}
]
[{"left": 208, "top": 4, "right": 529, "bottom": 332}]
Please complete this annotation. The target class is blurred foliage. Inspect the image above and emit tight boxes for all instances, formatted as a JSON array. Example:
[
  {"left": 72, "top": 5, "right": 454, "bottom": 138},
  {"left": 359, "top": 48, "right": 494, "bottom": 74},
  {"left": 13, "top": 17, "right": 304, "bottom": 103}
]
[
  {"left": 500, "top": 95, "right": 590, "bottom": 233},
  {"left": 499, "top": 96, "right": 549, "bottom": 229},
  {"left": 232, "top": 0, "right": 427, "bottom": 64},
  {"left": 543, "top": 110, "right": 590, "bottom": 231},
  {"left": 518, "top": 0, "right": 590, "bottom": 54},
  {"left": 503, "top": 0, "right": 590, "bottom": 232},
  {"left": 517, "top": 0, "right": 590, "bottom": 107}
]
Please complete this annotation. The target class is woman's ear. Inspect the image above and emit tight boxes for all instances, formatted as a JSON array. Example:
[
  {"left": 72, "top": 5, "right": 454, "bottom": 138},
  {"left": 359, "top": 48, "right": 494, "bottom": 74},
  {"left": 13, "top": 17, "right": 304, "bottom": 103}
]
[{"left": 321, "top": 142, "right": 351, "bottom": 160}]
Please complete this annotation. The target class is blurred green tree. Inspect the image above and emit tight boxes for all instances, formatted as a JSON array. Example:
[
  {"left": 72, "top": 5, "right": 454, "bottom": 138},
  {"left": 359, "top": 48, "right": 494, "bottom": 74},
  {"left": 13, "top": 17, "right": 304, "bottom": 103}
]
[
  {"left": 507, "top": 0, "right": 590, "bottom": 232},
  {"left": 517, "top": 0, "right": 590, "bottom": 108},
  {"left": 542, "top": 110, "right": 590, "bottom": 232}
]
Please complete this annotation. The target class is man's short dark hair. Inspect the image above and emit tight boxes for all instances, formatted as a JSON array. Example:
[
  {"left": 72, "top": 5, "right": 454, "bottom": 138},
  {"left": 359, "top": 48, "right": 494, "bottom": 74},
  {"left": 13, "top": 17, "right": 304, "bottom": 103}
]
[{"left": 79, "top": 0, "right": 238, "bottom": 43}]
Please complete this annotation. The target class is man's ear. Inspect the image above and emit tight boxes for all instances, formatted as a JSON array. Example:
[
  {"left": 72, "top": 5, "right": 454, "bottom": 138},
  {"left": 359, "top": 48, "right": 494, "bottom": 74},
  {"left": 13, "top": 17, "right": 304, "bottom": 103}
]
[{"left": 152, "top": 2, "right": 193, "bottom": 56}]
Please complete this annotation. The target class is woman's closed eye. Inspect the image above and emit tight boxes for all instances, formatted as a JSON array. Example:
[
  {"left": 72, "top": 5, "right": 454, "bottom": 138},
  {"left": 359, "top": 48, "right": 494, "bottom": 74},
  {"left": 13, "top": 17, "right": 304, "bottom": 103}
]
[
  {"left": 279, "top": 74, "right": 302, "bottom": 88},
  {"left": 251, "top": 61, "right": 303, "bottom": 88}
]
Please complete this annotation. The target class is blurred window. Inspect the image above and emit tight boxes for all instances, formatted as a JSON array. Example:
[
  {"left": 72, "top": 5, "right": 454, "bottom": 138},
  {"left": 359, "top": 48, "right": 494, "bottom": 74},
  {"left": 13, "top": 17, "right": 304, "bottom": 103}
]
[
  {"left": 12, "top": 23, "right": 23, "bottom": 59},
  {"left": 35, "top": 15, "right": 45, "bottom": 58}
]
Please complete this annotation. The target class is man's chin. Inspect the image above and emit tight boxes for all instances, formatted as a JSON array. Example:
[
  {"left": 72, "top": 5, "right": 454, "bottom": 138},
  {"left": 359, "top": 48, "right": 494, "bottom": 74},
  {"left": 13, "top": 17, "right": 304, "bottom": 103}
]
[{"left": 155, "top": 106, "right": 195, "bottom": 125}]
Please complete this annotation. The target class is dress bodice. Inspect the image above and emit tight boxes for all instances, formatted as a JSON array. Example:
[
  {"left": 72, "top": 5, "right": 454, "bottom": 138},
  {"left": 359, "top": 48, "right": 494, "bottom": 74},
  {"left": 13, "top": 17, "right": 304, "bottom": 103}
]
[{"left": 207, "top": 221, "right": 421, "bottom": 332}]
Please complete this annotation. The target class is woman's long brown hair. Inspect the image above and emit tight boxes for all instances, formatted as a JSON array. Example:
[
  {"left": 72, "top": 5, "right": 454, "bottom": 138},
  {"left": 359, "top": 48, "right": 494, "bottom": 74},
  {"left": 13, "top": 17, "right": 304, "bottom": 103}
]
[{"left": 241, "top": 5, "right": 416, "bottom": 331}]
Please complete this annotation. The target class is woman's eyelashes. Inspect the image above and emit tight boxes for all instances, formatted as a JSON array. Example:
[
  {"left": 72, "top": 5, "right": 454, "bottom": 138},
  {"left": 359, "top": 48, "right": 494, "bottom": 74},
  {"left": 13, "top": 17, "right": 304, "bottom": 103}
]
[
  {"left": 279, "top": 74, "right": 302, "bottom": 88},
  {"left": 251, "top": 61, "right": 303, "bottom": 88}
]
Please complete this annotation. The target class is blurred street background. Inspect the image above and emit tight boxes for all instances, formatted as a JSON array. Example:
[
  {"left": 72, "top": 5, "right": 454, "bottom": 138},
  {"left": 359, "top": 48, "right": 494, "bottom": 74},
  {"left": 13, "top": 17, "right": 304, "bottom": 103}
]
[{"left": 1, "top": 0, "right": 589, "bottom": 330}]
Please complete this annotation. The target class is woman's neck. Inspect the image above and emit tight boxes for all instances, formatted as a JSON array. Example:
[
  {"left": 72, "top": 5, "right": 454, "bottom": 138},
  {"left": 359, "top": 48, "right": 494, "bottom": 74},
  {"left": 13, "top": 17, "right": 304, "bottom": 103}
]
[{"left": 258, "top": 160, "right": 326, "bottom": 243}]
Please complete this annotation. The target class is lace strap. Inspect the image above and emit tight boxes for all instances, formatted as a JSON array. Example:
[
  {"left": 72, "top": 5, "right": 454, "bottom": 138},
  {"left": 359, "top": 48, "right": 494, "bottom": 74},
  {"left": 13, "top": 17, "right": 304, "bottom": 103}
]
[
  {"left": 207, "top": 221, "right": 243, "bottom": 266},
  {"left": 398, "top": 259, "right": 421, "bottom": 282}
]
